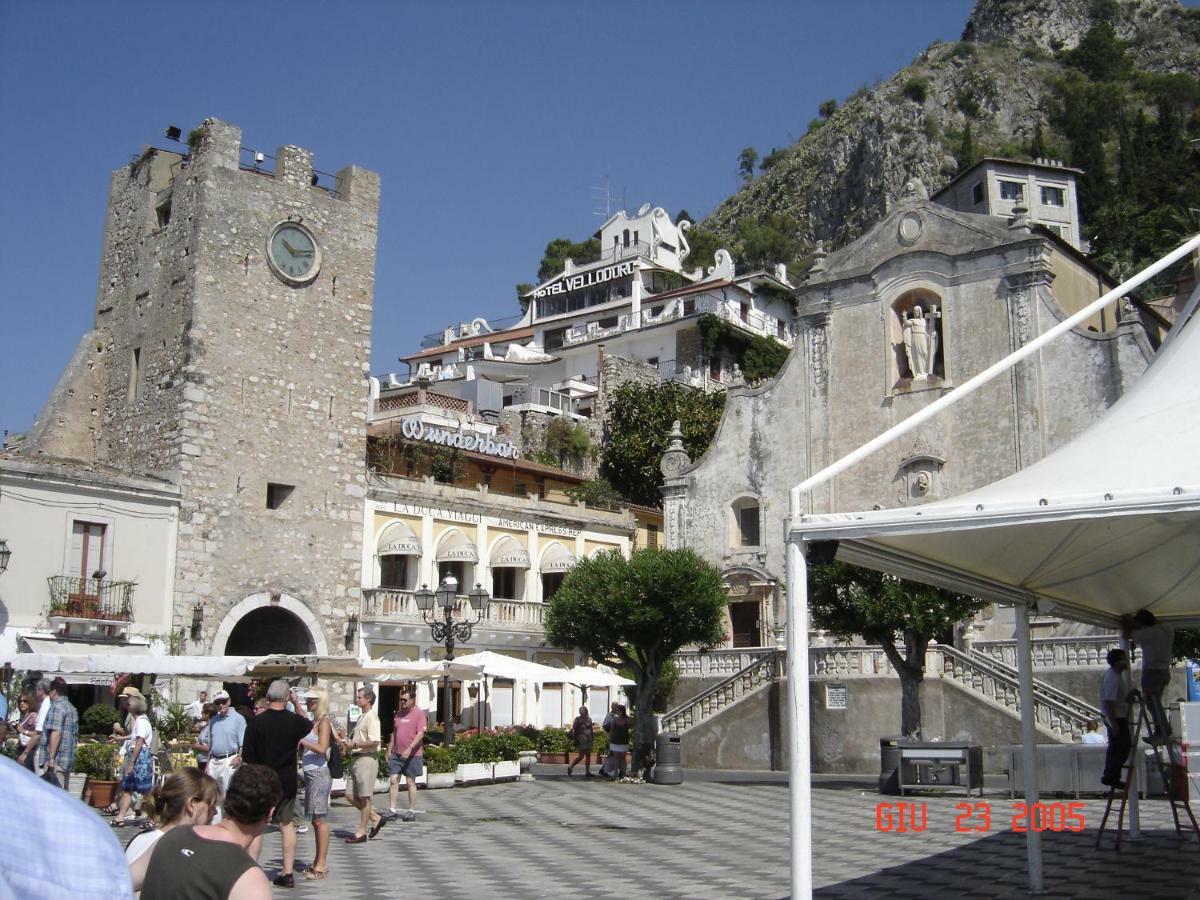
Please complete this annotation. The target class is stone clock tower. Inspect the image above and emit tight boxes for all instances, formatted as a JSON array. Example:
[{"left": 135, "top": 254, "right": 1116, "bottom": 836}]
[{"left": 26, "top": 118, "right": 380, "bottom": 660}]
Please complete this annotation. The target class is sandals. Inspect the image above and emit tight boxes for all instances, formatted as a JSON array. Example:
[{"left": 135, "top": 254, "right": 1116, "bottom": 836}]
[
  {"left": 101, "top": 803, "right": 120, "bottom": 816},
  {"left": 304, "top": 869, "right": 328, "bottom": 881}
]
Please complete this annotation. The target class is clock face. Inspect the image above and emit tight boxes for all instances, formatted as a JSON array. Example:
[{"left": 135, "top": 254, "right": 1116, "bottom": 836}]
[{"left": 267, "top": 222, "right": 321, "bottom": 284}]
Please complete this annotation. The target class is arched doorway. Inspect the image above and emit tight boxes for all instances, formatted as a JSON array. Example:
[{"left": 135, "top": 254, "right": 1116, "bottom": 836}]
[{"left": 221, "top": 602, "right": 318, "bottom": 707}]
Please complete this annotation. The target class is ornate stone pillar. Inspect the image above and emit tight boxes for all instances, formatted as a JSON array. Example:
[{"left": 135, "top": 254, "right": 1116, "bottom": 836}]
[
  {"left": 801, "top": 304, "right": 832, "bottom": 514},
  {"left": 1005, "top": 260, "right": 1054, "bottom": 469},
  {"left": 659, "top": 420, "right": 692, "bottom": 549}
]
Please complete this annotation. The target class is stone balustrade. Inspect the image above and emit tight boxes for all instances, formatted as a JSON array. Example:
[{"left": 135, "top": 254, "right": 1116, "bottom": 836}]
[
  {"left": 673, "top": 647, "right": 777, "bottom": 679},
  {"left": 361, "top": 587, "right": 545, "bottom": 631},
  {"left": 973, "top": 636, "right": 1117, "bottom": 668},
  {"left": 663, "top": 651, "right": 784, "bottom": 734}
]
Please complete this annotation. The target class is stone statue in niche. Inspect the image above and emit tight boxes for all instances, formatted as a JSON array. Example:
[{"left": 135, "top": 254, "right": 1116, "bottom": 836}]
[
  {"left": 895, "top": 440, "right": 945, "bottom": 505},
  {"left": 902, "top": 304, "right": 941, "bottom": 379}
]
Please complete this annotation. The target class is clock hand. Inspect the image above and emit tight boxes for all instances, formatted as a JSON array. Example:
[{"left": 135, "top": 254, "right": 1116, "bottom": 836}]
[{"left": 281, "top": 238, "right": 297, "bottom": 254}]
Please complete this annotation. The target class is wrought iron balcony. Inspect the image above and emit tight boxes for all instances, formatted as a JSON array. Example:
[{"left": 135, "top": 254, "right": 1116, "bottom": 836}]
[
  {"left": 47, "top": 576, "right": 135, "bottom": 622},
  {"left": 362, "top": 587, "right": 545, "bottom": 631}
]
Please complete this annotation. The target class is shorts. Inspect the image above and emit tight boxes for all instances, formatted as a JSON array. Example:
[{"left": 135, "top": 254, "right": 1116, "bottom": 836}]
[
  {"left": 271, "top": 793, "right": 297, "bottom": 826},
  {"left": 303, "top": 766, "right": 331, "bottom": 818},
  {"left": 346, "top": 755, "right": 377, "bottom": 801},
  {"left": 388, "top": 753, "right": 424, "bottom": 778}
]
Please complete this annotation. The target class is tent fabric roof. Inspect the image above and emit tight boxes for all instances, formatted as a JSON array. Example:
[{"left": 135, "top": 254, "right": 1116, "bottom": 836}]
[
  {"left": 450, "top": 650, "right": 570, "bottom": 682},
  {"left": 791, "top": 305, "right": 1200, "bottom": 626}
]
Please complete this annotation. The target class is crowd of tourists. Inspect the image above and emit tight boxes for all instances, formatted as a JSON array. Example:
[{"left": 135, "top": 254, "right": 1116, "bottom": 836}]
[{"left": 0, "top": 676, "right": 433, "bottom": 898}]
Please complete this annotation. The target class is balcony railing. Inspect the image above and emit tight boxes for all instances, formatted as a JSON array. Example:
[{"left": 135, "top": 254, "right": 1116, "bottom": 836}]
[
  {"left": 361, "top": 588, "right": 546, "bottom": 630},
  {"left": 47, "top": 576, "right": 135, "bottom": 622}
]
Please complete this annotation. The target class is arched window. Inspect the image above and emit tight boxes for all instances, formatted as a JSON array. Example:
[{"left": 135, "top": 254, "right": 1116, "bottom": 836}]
[
  {"left": 489, "top": 535, "right": 529, "bottom": 601},
  {"left": 730, "top": 497, "right": 761, "bottom": 548}
]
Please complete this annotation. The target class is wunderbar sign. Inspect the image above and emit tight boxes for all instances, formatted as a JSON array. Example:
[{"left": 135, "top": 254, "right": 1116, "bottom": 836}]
[{"left": 400, "top": 417, "right": 519, "bottom": 459}]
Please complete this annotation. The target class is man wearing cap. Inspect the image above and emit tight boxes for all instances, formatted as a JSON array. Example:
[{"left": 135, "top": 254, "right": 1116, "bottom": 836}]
[{"left": 205, "top": 689, "right": 247, "bottom": 800}]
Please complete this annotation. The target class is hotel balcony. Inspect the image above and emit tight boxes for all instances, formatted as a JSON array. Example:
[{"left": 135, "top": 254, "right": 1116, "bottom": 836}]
[
  {"left": 46, "top": 575, "right": 136, "bottom": 640},
  {"left": 361, "top": 588, "right": 546, "bottom": 633}
]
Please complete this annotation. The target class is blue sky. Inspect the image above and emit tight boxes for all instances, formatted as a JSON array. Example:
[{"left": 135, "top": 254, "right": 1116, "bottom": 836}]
[{"left": 0, "top": 0, "right": 984, "bottom": 436}]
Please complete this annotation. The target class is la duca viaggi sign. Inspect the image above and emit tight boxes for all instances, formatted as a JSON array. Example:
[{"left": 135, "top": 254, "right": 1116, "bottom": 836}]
[
  {"left": 400, "top": 417, "right": 519, "bottom": 460},
  {"left": 532, "top": 260, "right": 636, "bottom": 299}
]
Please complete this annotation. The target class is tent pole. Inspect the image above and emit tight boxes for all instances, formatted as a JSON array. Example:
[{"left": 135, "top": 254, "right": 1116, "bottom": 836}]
[
  {"left": 785, "top": 537, "right": 813, "bottom": 898},
  {"left": 1015, "top": 603, "right": 1044, "bottom": 894}
]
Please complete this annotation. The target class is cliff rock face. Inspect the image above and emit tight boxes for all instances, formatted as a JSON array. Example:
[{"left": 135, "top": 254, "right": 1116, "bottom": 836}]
[
  {"left": 964, "top": 0, "right": 1200, "bottom": 72},
  {"left": 703, "top": 0, "right": 1199, "bottom": 259}
]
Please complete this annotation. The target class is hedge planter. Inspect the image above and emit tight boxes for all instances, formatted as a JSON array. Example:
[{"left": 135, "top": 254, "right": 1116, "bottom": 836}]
[
  {"left": 539, "top": 752, "right": 570, "bottom": 765},
  {"left": 492, "top": 760, "right": 519, "bottom": 782},
  {"left": 456, "top": 762, "right": 493, "bottom": 784},
  {"left": 426, "top": 772, "right": 456, "bottom": 789}
]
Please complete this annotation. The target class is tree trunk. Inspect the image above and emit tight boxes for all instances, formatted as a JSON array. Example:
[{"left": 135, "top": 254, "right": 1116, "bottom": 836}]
[
  {"left": 632, "top": 675, "right": 659, "bottom": 778},
  {"left": 878, "top": 632, "right": 929, "bottom": 739},
  {"left": 898, "top": 669, "right": 924, "bottom": 738}
]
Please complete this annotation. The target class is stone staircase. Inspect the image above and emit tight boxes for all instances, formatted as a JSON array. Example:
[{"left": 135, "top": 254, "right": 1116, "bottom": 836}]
[
  {"left": 663, "top": 649, "right": 784, "bottom": 734},
  {"left": 667, "top": 640, "right": 1102, "bottom": 740}
]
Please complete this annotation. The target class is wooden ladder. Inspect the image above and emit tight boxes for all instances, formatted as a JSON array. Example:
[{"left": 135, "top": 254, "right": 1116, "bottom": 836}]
[{"left": 1095, "top": 693, "right": 1200, "bottom": 850}]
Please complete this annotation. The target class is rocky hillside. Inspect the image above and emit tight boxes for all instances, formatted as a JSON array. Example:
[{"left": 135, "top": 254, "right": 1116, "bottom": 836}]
[{"left": 702, "top": 0, "right": 1200, "bottom": 264}]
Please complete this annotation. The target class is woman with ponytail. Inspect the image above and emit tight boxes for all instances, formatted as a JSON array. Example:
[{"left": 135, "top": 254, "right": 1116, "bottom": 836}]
[{"left": 124, "top": 768, "right": 221, "bottom": 876}]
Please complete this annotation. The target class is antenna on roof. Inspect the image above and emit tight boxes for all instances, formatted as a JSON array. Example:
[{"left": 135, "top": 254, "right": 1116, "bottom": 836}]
[{"left": 592, "top": 169, "right": 612, "bottom": 219}]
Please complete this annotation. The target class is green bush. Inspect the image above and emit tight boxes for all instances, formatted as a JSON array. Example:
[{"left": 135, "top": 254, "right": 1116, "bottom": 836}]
[
  {"left": 592, "top": 728, "right": 609, "bottom": 754},
  {"left": 537, "top": 728, "right": 571, "bottom": 754},
  {"left": 493, "top": 732, "right": 535, "bottom": 761},
  {"left": 74, "top": 742, "right": 118, "bottom": 780},
  {"left": 80, "top": 704, "right": 120, "bottom": 736},
  {"left": 902, "top": 76, "right": 929, "bottom": 103},
  {"left": 423, "top": 744, "right": 457, "bottom": 774},
  {"left": 158, "top": 701, "right": 195, "bottom": 743},
  {"left": 451, "top": 733, "right": 502, "bottom": 764}
]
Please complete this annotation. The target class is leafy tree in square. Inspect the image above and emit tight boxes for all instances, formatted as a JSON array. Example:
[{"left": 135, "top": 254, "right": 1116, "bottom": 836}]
[{"left": 545, "top": 548, "right": 727, "bottom": 776}]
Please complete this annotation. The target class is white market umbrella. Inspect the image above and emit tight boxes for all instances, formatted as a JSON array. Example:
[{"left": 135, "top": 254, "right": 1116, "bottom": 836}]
[
  {"left": 563, "top": 664, "right": 634, "bottom": 688},
  {"left": 450, "top": 650, "right": 569, "bottom": 682}
]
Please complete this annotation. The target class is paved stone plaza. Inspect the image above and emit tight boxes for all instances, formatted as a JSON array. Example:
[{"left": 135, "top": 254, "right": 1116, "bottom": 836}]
[{"left": 244, "top": 768, "right": 1200, "bottom": 898}]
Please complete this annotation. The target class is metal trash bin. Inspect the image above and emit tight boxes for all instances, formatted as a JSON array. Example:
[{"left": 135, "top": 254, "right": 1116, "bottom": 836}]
[
  {"left": 879, "top": 736, "right": 902, "bottom": 795},
  {"left": 653, "top": 732, "right": 683, "bottom": 784}
]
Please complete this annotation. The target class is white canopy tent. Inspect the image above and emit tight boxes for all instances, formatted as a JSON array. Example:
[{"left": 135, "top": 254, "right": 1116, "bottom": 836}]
[
  {"left": 450, "top": 650, "right": 569, "bottom": 682},
  {"left": 1, "top": 651, "right": 485, "bottom": 684},
  {"left": 563, "top": 665, "right": 636, "bottom": 689},
  {"left": 781, "top": 235, "right": 1200, "bottom": 897}
]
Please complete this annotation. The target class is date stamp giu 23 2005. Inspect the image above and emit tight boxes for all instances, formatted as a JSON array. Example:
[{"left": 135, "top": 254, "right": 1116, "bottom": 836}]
[{"left": 875, "top": 801, "right": 1088, "bottom": 834}]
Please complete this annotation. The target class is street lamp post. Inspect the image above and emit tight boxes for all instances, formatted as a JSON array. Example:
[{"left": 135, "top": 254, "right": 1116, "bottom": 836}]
[{"left": 413, "top": 575, "right": 490, "bottom": 746}]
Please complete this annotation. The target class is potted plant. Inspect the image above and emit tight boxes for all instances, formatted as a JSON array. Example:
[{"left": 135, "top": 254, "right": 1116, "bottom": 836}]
[
  {"left": 452, "top": 733, "right": 501, "bottom": 784},
  {"left": 493, "top": 731, "right": 533, "bottom": 781},
  {"left": 75, "top": 742, "right": 119, "bottom": 808},
  {"left": 536, "top": 727, "right": 571, "bottom": 765},
  {"left": 423, "top": 745, "right": 457, "bottom": 789},
  {"left": 80, "top": 703, "right": 120, "bottom": 739}
]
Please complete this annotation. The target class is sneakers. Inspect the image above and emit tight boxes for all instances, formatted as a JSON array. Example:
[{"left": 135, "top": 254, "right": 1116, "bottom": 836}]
[
  {"left": 387, "top": 807, "right": 399, "bottom": 818},
  {"left": 400, "top": 809, "right": 416, "bottom": 822},
  {"left": 296, "top": 824, "right": 309, "bottom": 833},
  {"left": 272, "top": 873, "right": 295, "bottom": 888}
]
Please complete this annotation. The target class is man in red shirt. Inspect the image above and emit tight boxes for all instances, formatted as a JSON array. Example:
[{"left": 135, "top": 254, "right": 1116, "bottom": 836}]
[{"left": 388, "top": 687, "right": 426, "bottom": 822}]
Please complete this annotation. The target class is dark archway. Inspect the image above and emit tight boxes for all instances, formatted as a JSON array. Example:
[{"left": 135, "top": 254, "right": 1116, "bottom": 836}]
[{"left": 224, "top": 606, "right": 316, "bottom": 706}]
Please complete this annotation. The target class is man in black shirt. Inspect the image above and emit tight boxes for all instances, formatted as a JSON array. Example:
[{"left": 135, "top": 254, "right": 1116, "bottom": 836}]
[{"left": 241, "top": 680, "right": 313, "bottom": 888}]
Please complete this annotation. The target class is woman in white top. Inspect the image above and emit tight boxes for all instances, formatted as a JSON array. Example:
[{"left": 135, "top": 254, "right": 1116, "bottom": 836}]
[
  {"left": 298, "top": 687, "right": 334, "bottom": 880},
  {"left": 124, "top": 769, "right": 220, "bottom": 894},
  {"left": 113, "top": 695, "right": 156, "bottom": 826}
]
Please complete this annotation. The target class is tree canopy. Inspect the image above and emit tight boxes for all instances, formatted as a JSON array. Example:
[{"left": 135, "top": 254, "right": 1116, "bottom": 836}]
[
  {"left": 536, "top": 236, "right": 602, "bottom": 282},
  {"left": 599, "top": 380, "right": 725, "bottom": 507},
  {"left": 545, "top": 547, "right": 727, "bottom": 772},
  {"left": 809, "top": 560, "right": 986, "bottom": 737}
]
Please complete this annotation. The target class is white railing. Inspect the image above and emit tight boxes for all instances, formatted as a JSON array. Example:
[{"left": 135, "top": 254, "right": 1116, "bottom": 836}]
[
  {"left": 972, "top": 636, "right": 1117, "bottom": 669},
  {"left": 674, "top": 647, "right": 778, "bottom": 678},
  {"left": 810, "top": 645, "right": 897, "bottom": 677},
  {"left": 361, "top": 588, "right": 545, "bottom": 630},
  {"left": 663, "top": 651, "right": 784, "bottom": 734}
]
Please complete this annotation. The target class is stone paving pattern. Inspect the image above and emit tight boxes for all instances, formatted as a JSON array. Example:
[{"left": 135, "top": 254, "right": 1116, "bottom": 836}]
[{"left": 248, "top": 769, "right": 1200, "bottom": 898}]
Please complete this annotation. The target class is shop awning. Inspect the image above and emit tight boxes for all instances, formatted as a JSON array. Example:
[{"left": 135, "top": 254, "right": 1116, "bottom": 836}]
[
  {"left": 377, "top": 521, "right": 422, "bottom": 556},
  {"left": 490, "top": 536, "right": 530, "bottom": 569},
  {"left": 435, "top": 528, "right": 479, "bottom": 563},
  {"left": 540, "top": 542, "right": 577, "bottom": 572}
]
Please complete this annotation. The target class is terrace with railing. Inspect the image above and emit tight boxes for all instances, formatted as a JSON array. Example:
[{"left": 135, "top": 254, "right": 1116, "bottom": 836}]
[
  {"left": 47, "top": 576, "right": 135, "bottom": 622},
  {"left": 361, "top": 587, "right": 546, "bottom": 631}
]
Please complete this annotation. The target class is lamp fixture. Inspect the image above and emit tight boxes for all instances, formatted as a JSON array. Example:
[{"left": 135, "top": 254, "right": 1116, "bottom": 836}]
[
  {"left": 418, "top": 575, "right": 490, "bottom": 748},
  {"left": 190, "top": 602, "right": 204, "bottom": 641},
  {"left": 0, "top": 539, "right": 10, "bottom": 575}
]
